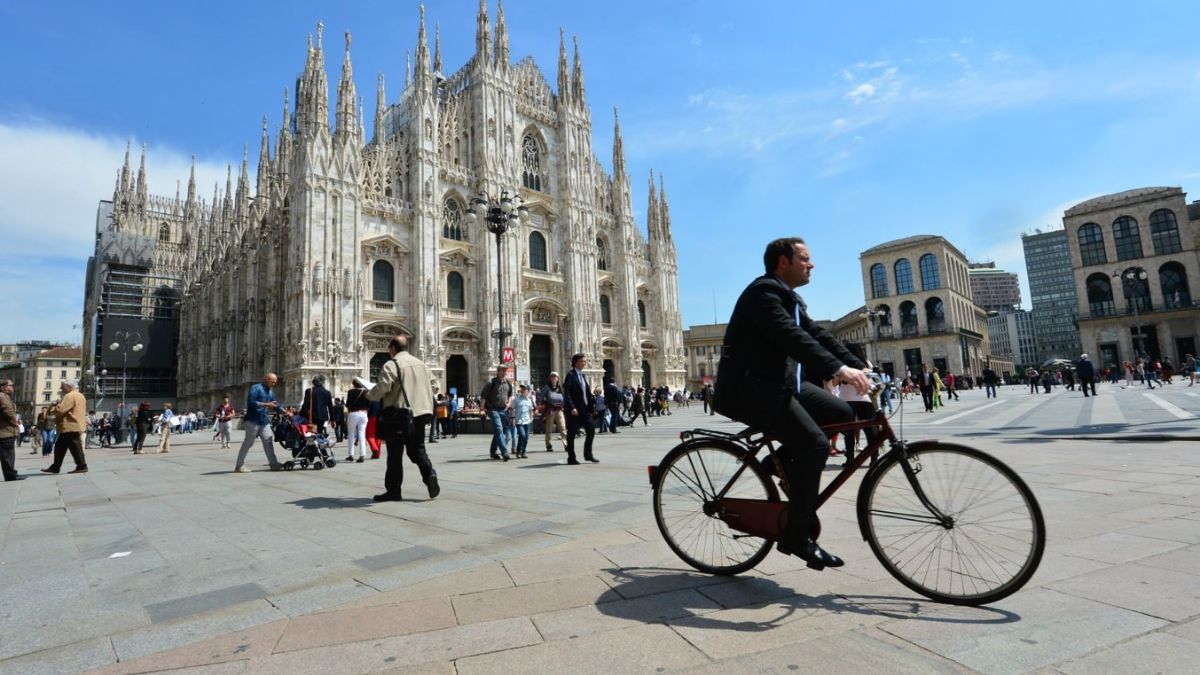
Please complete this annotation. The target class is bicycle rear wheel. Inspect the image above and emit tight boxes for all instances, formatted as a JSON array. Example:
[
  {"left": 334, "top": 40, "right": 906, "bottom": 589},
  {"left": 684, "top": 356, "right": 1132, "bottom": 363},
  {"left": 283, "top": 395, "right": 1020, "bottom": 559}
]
[
  {"left": 652, "top": 442, "right": 778, "bottom": 575},
  {"left": 858, "top": 443, "right": 1044, "bottom": 605}
]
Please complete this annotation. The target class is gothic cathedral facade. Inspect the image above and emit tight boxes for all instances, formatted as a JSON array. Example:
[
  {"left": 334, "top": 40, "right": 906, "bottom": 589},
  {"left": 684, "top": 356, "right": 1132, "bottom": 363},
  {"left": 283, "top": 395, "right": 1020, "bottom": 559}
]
[{"left": 106, "top": 4, "right": 685, "bottom": 407}]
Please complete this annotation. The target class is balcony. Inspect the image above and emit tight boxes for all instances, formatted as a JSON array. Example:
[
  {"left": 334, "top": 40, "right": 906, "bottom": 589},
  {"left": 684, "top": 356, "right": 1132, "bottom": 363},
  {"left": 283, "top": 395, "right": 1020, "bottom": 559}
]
[{"left": 927, "top": 320, "right": 948, "bottom": 334}]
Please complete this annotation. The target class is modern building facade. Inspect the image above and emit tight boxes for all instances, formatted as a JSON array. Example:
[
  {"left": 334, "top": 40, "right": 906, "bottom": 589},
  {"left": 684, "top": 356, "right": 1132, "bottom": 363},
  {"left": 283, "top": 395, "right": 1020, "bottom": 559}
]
[
  {"left": 860, "top": 235, "right": 990, "bottom": 378},
  {"left": 968, "top": 262, "right": 1022, "bottom": 313},
  {"left": 1063, "top": 187, "right": 1199, "bottom": 369},
  {"left": 682, "top": 323, "right": 726, "bottom": 392},
  {"left": 986, "top": 309, "right": 1038, "bottom": 373},
  {"left": 94, "top": 6, "right": 684, "bottom": 409},
  {"left": 1021, "top": 229, "right": 1082, "bottom": 363}
]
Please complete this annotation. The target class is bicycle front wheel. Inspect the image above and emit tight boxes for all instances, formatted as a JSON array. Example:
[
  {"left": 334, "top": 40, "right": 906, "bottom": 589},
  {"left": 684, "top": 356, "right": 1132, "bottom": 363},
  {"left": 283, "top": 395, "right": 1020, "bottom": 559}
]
[
  {"left": 858, "top": 443, "right": 1044, "bottom": 605},
  {"left": 652, "top": 442, "right": 778, "bottom": 575}
]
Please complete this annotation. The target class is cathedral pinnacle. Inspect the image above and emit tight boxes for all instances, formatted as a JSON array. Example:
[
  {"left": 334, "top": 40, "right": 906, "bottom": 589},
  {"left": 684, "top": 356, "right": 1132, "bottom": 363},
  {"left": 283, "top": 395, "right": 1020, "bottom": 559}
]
[
  {"left": 257, "top": 116, "right": 271, "bottom": 197},
  {"left": 612, "top": 107, "right": 626, "bottom": 179},
  {"left": 414, "top": 5, "right": 431, "bottom": 85},
  {"left": 335, "top": 29, "right": 358, "bottom": 144},
  {"left": 659, "top": 172, "right": 672, "bottom": 239},
  {"left": 557, "top": 28, "right": 570, "bottom": 106},
  {"left": 571, "top": 35, "right": 586, "bottom": 104},
  {"left": 647, "top": 169, "right": 660, "bottom": 239},
  {"left": 374, "top": 73, "right": 387, "bottom": 144},
  {"left": 476, "top": 0, "right": 491, "bottom": 64},
  {"left": 434, "top": 22, "right": 443, "bottom": 75},
  {"left": 494, "top": 0, "right": 509, "bottom": 66},
  {"left": 135, "top": 143, "right": 148, "bottom": 206},
  {"left": 120, "top": 139, "right": 132, "bottom": 195}
]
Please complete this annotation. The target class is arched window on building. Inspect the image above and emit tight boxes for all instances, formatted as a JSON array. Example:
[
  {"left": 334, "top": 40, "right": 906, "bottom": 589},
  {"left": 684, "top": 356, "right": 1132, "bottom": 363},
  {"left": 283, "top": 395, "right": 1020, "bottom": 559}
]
[
  {"left": 529, "top": 231, "right": 548, "bottom": 271},
  {"left": 899, "top": 300, "right": 918, "bottom": 337},
  {"left": 894, "top": 259, "right": 914, "bottom": 294},
  {"left": 600, "top": 294, "right": 612, "bottom": 324},
  {"left": 1112, "top": 216, "right": 1143, "bottom": 261},
  {"left": 596, "top": 237, "right": 610, "bottom": 271},
  {"left": 1159, "top": 261, "right": 1192, "bottom": 309},
  {"left": 918, "top": 254, "right": 941, "bottom": 290},
  {"left": 925, "top": 297, "right": 945, "bottom": 332},
  {"left": 442, "top": 197, "right": 466, "bottom": 241},
  {"left": 1089, "top": 271, "right": 1113, "bottom": 317},
  {"left": 870, "top": 263, "right": 889, "bottom": 298},
  {"left": 1149, "top": 209, "right": 1182, "bottom": 255},
  {"left": 1119, "top": 267, "right": 1153, "bottom": 312},
  {"left": 372, "top": 260, "right": 394, "bottom": 303},
  {"left": 447, "top": 271, "right": 465, "bottom": 310},
  {"left": 522, "top": 135, "right": 542, "bottom": 191},
  {"left": 637, "top": 300, "right": 647, "bottom": 328},
  {"left": 158, "top": 223, "right": 170, "bottom": 242},
  {"left": 1078, "top": 223, "right": 1107, "bottom": 266}
]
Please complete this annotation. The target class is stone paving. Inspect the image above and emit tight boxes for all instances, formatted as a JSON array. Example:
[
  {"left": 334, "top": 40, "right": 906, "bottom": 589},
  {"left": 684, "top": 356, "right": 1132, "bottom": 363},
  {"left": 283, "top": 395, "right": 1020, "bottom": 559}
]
[{"left": 1, "top": 385, "right": 1198, "bottom": 674}]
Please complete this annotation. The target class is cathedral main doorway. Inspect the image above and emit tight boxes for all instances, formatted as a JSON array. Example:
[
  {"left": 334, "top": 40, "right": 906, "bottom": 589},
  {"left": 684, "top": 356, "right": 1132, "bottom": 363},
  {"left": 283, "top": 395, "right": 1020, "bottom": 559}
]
[
  {"left": 602, "top": 359, "right": 615, "bottom": 384},
  {"left": 529, "top": 335, "right": 553, "bottom": 387},
  {"left": 641, "top": 360, "right": 652, "bottom": 389},
  {"left": 445, "top": 355, "right": 469, "bottom": 398},
  {"left": 369, "top": 352, "right": 390, "bottom": 382}
]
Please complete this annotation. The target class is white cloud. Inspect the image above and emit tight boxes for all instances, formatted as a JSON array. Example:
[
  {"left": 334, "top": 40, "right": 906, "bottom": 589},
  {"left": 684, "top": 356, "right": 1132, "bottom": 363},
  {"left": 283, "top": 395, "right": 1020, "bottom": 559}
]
[
  {"left": 0, "top": 119, "right": 231, "bottom": 342},
  {"left": 690, "top": 33, "right": 703, "bottom": 48},
  {"left": 847, "top": 82, "right": 876, "bottom": 103}
]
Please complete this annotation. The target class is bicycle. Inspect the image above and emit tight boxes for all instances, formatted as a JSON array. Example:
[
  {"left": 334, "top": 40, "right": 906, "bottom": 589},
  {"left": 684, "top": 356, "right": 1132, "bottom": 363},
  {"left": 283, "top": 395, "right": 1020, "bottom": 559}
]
[{"left": 649, "top": 379, "right": 1045, "bottom": 606}]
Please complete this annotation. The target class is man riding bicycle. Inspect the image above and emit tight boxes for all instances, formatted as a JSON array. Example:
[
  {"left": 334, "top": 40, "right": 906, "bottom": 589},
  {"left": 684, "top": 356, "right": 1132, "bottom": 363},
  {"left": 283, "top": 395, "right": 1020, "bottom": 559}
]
[{"left": 713, "top": 237, "right": 871, "bottom": 570}]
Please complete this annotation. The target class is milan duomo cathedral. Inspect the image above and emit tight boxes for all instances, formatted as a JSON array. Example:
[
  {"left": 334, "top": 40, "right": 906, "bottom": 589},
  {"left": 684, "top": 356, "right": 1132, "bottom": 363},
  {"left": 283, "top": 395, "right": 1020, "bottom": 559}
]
[{"left": 100, "top": 3, "right": 684, "bottom": 408}]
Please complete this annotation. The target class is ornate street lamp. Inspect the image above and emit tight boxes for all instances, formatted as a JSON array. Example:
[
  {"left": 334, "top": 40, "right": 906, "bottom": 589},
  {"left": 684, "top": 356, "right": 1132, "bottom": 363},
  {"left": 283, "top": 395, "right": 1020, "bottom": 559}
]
[
  {"left": 1112, "top": 268, "right": 1148, "bottom": 358},
  {"left": 85, "top": 363, "right": 108, "bottom": 409},
  {"left": 109, "top": 330, "right": 144, "bottom": 409},
  {"left": 467, "top": 189, "right": 530, "bottom": 363},
  {"left": 859, "top": 306, "right": 883, "bottom": 366}
]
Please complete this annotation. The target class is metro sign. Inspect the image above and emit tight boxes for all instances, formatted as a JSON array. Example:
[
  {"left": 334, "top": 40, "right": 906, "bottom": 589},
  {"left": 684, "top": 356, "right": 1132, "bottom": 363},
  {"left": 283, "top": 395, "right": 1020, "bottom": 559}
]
[{"left": 501, "top": 346, "right": 515, "bottom": 363}]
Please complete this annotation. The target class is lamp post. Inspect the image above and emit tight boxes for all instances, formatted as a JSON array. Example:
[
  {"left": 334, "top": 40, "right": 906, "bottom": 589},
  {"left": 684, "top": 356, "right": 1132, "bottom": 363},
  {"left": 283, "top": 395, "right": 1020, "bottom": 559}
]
[
  {"left": 1113, "top": 268, "right": 1148, "bottom": 358},
  {"left": 85, "top": 363, "right": 108, "bottom": 410},
  {"left": 109, "top": 330, "right": 144, "bottom": 409},
  {"left": 859, "top": 306, "right": 882, "bottom": 366},
  {"left": 468, "top": 189, "right": 529, "bottom": 365}
]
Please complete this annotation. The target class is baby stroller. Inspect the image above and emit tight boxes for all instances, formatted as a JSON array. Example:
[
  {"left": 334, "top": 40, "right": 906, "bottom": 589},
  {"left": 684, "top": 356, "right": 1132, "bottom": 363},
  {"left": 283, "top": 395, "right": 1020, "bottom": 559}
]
[{"left": 273, "top": 412, "right": 336, "bottom": 471}]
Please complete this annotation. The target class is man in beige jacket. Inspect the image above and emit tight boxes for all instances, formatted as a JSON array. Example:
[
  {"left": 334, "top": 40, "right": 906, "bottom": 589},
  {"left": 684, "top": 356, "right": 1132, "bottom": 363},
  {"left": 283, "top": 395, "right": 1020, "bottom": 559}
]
[
  {"left": 43, "top": 379, "right": 88, "bottom": 474},
  {"left": 1, "top": 378, "right": 21, "bottom": 481},
  {"left": 368, "top": 335, "right": 439, "bottom": 502}
]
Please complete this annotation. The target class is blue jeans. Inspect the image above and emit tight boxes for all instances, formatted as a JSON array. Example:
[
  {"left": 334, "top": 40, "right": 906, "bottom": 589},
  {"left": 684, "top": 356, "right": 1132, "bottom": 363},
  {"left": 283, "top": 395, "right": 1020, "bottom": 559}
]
[
  {"left": 487, "top": 410, "right": 509, "bottom": 457},
  {"left": 516, "top": 423, "right": 530, "bottom": 455},
  {"left": 41, "top": 429, "right": 56, "bottom": 456},
  {"left": 985, "top": 384, "right": 997, "bottom": 398}
]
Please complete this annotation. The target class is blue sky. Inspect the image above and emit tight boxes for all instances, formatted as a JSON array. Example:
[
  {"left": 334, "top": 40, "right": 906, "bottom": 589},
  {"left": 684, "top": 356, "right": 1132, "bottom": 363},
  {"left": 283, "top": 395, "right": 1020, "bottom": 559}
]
[{"left": 2, "top": 0, "right": 1200, "bottom": 343}]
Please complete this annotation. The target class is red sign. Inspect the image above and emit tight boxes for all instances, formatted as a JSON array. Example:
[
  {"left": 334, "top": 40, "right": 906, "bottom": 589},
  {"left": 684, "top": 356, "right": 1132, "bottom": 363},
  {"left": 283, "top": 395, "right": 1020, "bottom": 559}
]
[{"left": 501, "top": 347, "right": 515, "bottom": 363}]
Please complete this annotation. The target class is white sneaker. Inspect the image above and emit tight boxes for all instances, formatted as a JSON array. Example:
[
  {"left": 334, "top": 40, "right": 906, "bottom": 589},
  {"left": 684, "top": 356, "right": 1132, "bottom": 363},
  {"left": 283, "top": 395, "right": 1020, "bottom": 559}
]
[{"left": 235, "top": 465, "right": 251, "bottom": 473}]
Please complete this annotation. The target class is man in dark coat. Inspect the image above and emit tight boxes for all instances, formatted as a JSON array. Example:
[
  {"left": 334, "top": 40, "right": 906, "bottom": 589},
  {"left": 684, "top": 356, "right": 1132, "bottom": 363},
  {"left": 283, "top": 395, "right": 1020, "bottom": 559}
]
[
  {"left": 1075, "top": 353, "right": 1098, "bottom": 397},
  {"left": 982, "top": 366, "right": 999, "bottom": 398},
  {"left": 712, "top": 237, "right": 870, "bottom": 570},
  {"left": 563, "top": 353, "right": 599, "bottom": 465},
  {"left": 917, "top": 364, "right": 936, "bottom": 412},
  {"left": 603, "top": 378, "right": 623, "bottom": 433},
  {"left": 300, "top": 375, "right": 334, "bottom": 433}
]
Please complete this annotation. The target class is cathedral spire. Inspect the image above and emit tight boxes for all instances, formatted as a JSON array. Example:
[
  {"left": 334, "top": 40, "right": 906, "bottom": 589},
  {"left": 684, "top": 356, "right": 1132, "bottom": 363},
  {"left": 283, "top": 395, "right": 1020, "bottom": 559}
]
[
  {"left": 335, "top": 30, "right": 358, "bottom": 144},
  {"left": 557, "top": 28, "right": 570, "bottom": 106},
  {"left": 135, "top": 143, "right": 148, "bottom": 206},
  {"left": 571, "top": 35, "right": 586, "bottom": 104},
  {"left": 119, "top": 139, "right": 132, "bottom": 196},
  {"left": 186, "top": 155, "right": 197, "bottom": 212},
  {"left": 223, "top": 163, "right": 234, "bottom": 224},
  {"left": 612, "top": 107, "right": 626, "bottom": 180},
  {"left": 659, "top": 172, "right": 673, "bottom": 240},
  {"left": 299, "top": 22, "right": 329, "bottom": 135},
  {"left": 434, "top": 22, "right": 443, "bottom": 75},
  {"left": 277, "top": 88, "right": 292, "bottom": 172},
  {"left": 257, "top": 116, "right": 271, "bottom": 197},
  {"left": 405, "top": 50, "right": 412, "bottom": 88},
  {"left": 494, "top": 0, "right": 509, "bottom": 66},
  {"left": 358, "top": 95, "right": 366, "bottom": 145},
  {"left": 475, "top": 0, "right": 491, "bottom": 65},
  {"left": 237, "top": 144, "right": 250, "bottom": 206},
  {"left": 374, "top": 73, "right": 387, "bottom": 144},
  {"left": 414, "top": 5, "right": 431, "bottom": 87},
  {"left": 647, "top": 169, "right": 660, "bottom": 239}
]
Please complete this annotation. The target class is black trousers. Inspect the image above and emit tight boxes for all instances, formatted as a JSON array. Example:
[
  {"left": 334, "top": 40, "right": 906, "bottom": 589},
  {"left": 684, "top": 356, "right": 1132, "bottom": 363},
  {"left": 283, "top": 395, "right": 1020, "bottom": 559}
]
[
  {"left": 49, "top": 431, "right": 86, "bottom": 471},
  {"left": 920, "top": 387, "right": 934, "bottom": 411},
  {"left": 1081, "top": 377, "right": 1097, "bottom": 396},
  {"left": 383, "top": 419, "right": 436, "bottom": 496},
  {"left": 565, "top": 411, "right": 595, "bottom": 461},
  {"left": 756, "top": 386, "right": 852, "bottom": 542},
  {"left": 1, "top": 437, "right": 16, "bottom": 480}
]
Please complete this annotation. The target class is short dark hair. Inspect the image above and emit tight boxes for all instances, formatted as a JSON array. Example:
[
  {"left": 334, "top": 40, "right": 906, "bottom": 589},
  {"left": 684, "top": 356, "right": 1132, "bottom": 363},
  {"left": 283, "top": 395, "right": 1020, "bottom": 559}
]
[
  {"left": 571, "top": 353, "right": 586, "bottom": 367},
  {"left": 763, "top": 237, "right": 806, "bottom": 274}
]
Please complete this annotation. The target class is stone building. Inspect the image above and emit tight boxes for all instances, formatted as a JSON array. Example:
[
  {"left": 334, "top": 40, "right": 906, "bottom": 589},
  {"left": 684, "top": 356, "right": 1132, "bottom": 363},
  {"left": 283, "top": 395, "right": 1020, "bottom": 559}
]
[
  {"left": 98, "top": 5, "right": 684, "bottom": 409},
  {"left": 682, "top": 323, "right": 726, "bottom": 392},
  {"left": 860, "top": 235, "right": 990, "bottom": 378},
  {"left": 1063, "top": 187, "right": 1199, "bottom": 369},
  {"left": 9, "top": 347, "right": 82, "bottom": 422}
]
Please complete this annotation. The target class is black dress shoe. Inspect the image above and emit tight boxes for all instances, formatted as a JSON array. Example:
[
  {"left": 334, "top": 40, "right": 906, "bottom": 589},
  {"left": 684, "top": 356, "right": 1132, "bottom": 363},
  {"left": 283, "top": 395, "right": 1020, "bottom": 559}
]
[
  {"left": 373, "top": 492, "right": 403, "bottom": 502},
  {"left": 4, "top": 475, "right": 24, "bottom": 481},
  {"left": 777, "top": 538, "right": 845, "bottom": 571},
  {"left": 426, "top": 476, "right": 440, "bottom": 499},
  {"left": 567, "top": 458, "right": 581, "bottom": 465},
  {"left": 41, "top": 468, "right": 59, "bottom": 474},
  {"left": 585, "top": 457, "right": 599, "bottom": 463}
]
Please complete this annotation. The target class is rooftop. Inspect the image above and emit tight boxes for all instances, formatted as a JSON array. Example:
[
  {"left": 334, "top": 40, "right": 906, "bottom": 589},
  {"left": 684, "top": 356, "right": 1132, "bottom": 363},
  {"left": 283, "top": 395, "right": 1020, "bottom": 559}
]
[
  {"left": 861, "top": 234, "right": 942, "bottom": 256},
  {"left": 1064, "top": 187, "right": 1182, "bottom": 217},
  {"left": 34, "top": 347, "right": 82, "bottom": 360}
]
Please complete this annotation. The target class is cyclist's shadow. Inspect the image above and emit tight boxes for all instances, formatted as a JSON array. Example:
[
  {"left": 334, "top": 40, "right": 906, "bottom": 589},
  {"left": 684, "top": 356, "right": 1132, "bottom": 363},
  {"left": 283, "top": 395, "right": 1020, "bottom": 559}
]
[{"left": 596, "top": 567, "right": 1020, "bottom": 632}]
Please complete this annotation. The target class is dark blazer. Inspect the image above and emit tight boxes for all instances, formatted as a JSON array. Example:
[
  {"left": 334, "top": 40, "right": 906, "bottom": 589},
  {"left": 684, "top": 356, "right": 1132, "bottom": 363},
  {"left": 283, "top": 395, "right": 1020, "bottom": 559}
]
[
  {"left": 917, "top": 370, "right": 935, "bottom": 393},
  {"left": 603, "top": 382, "right": 623, "bottom": 410},
  {"left": 301, "top": 385, "right": 333, "bottom": 424},
  {"left": 1075, "top": 358, "right": 1096, "bottom": 379},
  {"left": 563, "top": 369, "right": 595, "bottom": 416},
  {"left": 713, "top": 274, "right": 864, "bottom": 424}
]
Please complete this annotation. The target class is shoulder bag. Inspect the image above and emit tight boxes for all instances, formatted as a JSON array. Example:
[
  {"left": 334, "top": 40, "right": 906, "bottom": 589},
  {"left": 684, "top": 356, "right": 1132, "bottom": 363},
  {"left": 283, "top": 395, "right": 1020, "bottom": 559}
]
[{"left": 377, "top": 359, "right": 413, "bottom": 440}]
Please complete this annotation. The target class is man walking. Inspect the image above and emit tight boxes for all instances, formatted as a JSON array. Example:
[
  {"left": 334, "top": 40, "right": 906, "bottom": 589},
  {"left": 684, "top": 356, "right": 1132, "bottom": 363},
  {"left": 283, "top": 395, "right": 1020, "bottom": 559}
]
[
  {"left": 234, "top": 373, "right": 282, "bottom": 472},
  {"left": 1026, "top": 367, "right": 1039, "bottom": 394},
  {"left": 1, "top": 379, "right": 22, "bottom": 481},
  {"left": 42, "top": 379, "right": 88, "bottom": 475},
  {"left": 538, "top": 372, "right": 568, "bottom": 452},
  {"left": 368, "top": 335, "right": 439, "bottom": 502},
  {"left": 1075, "top": 353, "right": 1098, "bottom": 397},
  {"left": 603, "top": 377, "right": 623, "bottom": 434},
  {"left": 482, "top": 366, "right": 513, "bottom": 461},
  {"left": 215, "top": 396, "right": 235, "bottom": 448},
  {"left": 563, "top": 353, "right": 599, "bottom": 464},
  {"left": 918, "top": 364, "right": 935, "bottom": 412},
  {"left": 982, "top": 365, "right": 998, "bottom": 398}
]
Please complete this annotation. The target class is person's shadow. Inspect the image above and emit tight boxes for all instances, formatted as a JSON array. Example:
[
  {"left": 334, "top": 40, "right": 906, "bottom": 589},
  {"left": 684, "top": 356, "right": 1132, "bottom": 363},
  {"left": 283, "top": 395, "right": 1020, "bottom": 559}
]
[
  {"left": 595, "top": 567, "right": 1020, "bottom": 632},
  {"left": 286, "top": 496, "right": 376, "bottom": 510}
]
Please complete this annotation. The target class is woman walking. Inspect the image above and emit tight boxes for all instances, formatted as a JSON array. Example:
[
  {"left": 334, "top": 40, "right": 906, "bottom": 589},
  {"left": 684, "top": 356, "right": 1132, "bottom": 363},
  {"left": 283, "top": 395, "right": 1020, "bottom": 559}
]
[
  {"left": 344, "top": 380, "right": 370, "bottom": 463},
  {"left": 132, "top": 402, "right": 153, "bottom": 454},
  {"left": 157, "top": 403, "right": 175, "bottom": 453}
]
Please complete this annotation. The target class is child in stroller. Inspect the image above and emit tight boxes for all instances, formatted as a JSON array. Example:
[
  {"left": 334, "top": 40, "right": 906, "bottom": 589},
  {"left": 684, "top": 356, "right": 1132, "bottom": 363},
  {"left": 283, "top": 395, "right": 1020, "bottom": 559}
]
[{"left": 273, "top": 407, "right": 336, "bottom": 470}]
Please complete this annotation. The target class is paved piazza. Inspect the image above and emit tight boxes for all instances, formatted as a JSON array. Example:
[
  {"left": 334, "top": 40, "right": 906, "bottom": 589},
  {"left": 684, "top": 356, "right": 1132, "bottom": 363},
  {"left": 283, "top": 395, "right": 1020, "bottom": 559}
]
[{"left": 2, "top": 383, "right": 1199, "bottom": 674}]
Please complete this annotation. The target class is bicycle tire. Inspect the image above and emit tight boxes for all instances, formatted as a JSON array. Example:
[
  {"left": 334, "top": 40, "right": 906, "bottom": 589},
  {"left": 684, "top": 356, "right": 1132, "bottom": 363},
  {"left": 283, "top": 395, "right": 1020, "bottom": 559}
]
[
  {"left": 652, "top": 440, "right": 779, "bottom": 575},
  {"left": 857, "top": 442, "right": 1044, "bottom": 605}
]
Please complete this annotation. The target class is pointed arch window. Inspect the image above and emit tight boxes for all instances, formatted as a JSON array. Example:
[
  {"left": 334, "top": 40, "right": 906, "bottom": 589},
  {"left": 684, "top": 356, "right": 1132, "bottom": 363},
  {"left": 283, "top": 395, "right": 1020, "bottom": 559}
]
[
  {"left": 870, "top": 263, "right": 889, "bottom": 298},
  {"left": 1086, "top": 273, "right": 1115, "bottom": 317},
  {"left": 372, "top": 260, "right": 395, "bottom": 303},
  {"left": 522, "top": 135, "right": 542, "bottom": 191},
  {"left": 637, "top": 300, "right": 647, "bottom": 328},
  {"left": 894, "top": 259, "right": 914, "bottom": 294},
  {"left": 596, "top": 237, "right": 610, "bottom": 271},
  {"left": 918, "top": 254, "right": 940, "bottom": 290},
  {"left": 1112, "top": 216, "right": 1143, "bottom": 261},
  {"left": 442, "top": 197, "right": 466, "bottom": 241},
  {"left": 600, "top": 294, "right": 612, "bottom": 325},
  {"left": 1078, "top": 223, "right": 1107, "bottom": 266},
  {"left": 158, "top": 223, "right": 171, "bottom": 242},
  {"left": 529, "top": 231, "right": 548, "bottom": 271},
  {"left": 1149, "top": 209, "right": 1182, "bottom": 255},
  {"left": 447, "top": 271, "right": 465, "bottom": 310}
]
